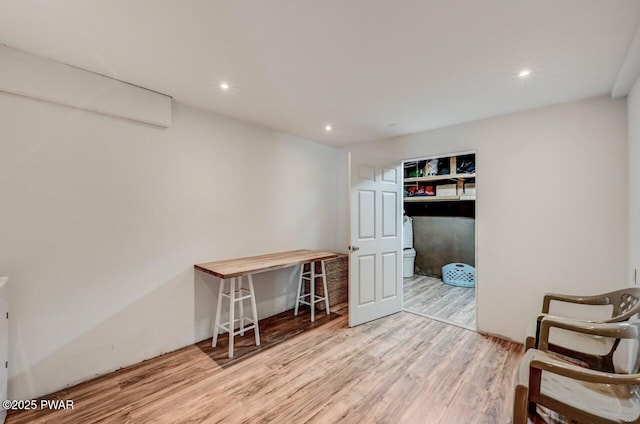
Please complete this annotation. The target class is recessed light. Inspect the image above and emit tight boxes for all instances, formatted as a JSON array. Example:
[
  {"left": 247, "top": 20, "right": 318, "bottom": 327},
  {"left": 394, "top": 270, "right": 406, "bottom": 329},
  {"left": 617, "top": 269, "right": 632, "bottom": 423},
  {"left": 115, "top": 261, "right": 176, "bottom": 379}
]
[
  {"left": 325, "top": 125, "right": 332, "bottom": 132},
  {"left": 518, "top": 69, "right": 531, "bottom": 78},
  {"left": 219, "top": 82, "right": 230, "bottom": 91}
]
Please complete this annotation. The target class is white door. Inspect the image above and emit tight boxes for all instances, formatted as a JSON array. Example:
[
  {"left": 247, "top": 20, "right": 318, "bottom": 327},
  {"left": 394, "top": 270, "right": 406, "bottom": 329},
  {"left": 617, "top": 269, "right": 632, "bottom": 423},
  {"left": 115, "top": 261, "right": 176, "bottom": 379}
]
[{"left": 349, "top": 153, "right": 403, "bottom": 327}]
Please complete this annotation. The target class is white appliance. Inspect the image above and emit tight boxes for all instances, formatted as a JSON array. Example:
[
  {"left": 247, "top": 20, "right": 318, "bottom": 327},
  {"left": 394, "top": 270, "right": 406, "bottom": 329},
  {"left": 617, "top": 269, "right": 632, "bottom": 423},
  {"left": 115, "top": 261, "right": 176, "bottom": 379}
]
[
  {"left": 0, "top": 277, "right": 7, "bottom": 424},
  {"left": 403, "top": 216, "right": 416, "bottom": 277}
]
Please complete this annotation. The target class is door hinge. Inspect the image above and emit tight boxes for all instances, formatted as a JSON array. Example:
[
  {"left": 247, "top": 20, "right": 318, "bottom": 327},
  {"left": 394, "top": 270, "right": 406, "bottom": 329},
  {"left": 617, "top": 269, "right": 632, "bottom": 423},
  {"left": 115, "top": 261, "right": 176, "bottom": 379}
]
[{"left": 5, "top": 361, "right": 7, "bottom": 369}]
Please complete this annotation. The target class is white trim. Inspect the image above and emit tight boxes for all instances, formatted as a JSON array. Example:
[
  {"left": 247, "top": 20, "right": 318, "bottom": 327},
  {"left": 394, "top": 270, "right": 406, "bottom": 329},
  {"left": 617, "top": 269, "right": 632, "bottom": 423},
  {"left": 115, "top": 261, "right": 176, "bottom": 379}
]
[
  {"left": 402, "top": 149, "right": 476, "bottom": 163},
  {"left": 612, "top": 22, "right": 640, "bottom": 98},
  {"left": 402, "top": 308, "right": 476, "bottom": 332},
  {"left": 401, "top": 149, "right": 479, "bottom": 332}
]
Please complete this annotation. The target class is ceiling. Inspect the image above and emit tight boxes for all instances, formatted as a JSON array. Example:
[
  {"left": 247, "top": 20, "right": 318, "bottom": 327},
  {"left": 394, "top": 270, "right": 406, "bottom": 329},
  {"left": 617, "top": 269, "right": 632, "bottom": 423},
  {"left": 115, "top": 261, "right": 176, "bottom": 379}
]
[{"left": 1, "top": 0, "right": 639, "bottom": 147}]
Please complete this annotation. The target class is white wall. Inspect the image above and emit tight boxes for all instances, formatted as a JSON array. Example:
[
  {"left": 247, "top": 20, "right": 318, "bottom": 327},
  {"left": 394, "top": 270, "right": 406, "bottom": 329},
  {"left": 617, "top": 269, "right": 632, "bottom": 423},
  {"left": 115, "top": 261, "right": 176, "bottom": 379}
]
[
  {"left": 340, "top": 95, "right": 629, "bottom": 342},
  {"left": 628, "top": 78, "right": 640, "bottom": 285},
  {"left": 0, "top": 93, "right": 338, "bottom": 399}
]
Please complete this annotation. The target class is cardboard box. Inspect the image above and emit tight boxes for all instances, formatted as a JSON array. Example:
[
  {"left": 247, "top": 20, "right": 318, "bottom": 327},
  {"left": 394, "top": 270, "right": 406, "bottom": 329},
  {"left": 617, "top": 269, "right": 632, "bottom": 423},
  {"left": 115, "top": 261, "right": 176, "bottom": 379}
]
[
  {"left": 464, "top": 182, "right": 476, "bottom": 196},
  {"left": 436, "top": 183, "right": 457, "bottom": 197}
]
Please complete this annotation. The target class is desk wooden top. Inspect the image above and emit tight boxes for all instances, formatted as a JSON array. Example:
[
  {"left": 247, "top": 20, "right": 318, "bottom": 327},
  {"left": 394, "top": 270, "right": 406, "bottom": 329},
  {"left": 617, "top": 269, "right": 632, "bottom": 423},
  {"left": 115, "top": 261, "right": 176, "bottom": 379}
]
[{"left": 194, "top": 249, "right": 344, "bottom": 279}]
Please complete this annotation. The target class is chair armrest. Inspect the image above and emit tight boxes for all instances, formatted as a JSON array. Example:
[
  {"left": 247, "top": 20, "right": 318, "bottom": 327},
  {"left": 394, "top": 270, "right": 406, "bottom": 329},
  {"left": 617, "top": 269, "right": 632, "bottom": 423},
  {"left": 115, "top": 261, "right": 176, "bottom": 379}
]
[
  {"left": 535, "top": 313, "right": 597, "bottom": 324},
  {"left": 532, "top": 313, "right": 597, "bottom": 349},
  {"left": 538, "top": 317, "right": 639, "bottom": 352},
  {"left": 530, "top": 354, "right": 640, "bottom": 385},
  {"left": 542, "top": 292, "right": 610, "bottom": 313}
]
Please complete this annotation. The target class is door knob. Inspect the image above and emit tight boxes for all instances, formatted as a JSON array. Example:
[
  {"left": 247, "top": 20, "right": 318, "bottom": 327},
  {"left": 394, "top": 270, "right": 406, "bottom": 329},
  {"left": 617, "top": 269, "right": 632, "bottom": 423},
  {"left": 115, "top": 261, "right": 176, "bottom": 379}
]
[{"left": 349, "top": 246, "right": 360, "bottom": 252}]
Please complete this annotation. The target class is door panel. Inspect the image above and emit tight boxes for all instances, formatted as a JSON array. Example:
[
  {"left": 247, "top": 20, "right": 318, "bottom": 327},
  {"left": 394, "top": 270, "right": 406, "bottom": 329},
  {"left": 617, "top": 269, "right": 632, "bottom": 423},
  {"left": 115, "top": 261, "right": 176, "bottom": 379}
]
[
  {"left": 382, "top": 167, "right": 398, "bottom": 183},
  {"left": 358, "top": 255, "right": 376, "bottom": 305},
  {"left": 381, "top": 191, "right": 397, "bottom": 237},
  {"left": 349, "top": 153, "right": 402, "bottom": 327},
  {"left": 382, "top": 251, "right": 398, "bottom": 299},
  {"left": 358, "top": 190, "right": 376, "bottom": 239}
]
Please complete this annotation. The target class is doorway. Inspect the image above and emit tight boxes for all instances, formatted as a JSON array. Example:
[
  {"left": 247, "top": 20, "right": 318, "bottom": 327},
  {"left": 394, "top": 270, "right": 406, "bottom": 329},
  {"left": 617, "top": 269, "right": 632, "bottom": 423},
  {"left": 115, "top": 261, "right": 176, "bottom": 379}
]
[{"left": 401, "top": 152, "right": 477, "bottom": 330}]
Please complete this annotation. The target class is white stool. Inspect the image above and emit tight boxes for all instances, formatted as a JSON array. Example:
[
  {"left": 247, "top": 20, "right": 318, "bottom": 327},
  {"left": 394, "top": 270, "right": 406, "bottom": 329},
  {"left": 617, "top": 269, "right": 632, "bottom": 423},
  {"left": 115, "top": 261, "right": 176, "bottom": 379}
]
[
  {"left": 212, "top": 275, "right": 260, "bottom": 358},
  {"left": 294, "top": 261, "right": 330, "bottom": 322}
]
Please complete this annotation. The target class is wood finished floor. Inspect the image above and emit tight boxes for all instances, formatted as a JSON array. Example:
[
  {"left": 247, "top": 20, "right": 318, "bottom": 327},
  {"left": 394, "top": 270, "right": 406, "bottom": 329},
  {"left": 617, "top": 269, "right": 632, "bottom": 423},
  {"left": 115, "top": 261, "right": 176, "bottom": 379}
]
[
  {"left": 7, "top": 303, "right": 523, "bottom": 424},
  {"left": 403, "top": 274, "right": 476, "bottom": 329}
]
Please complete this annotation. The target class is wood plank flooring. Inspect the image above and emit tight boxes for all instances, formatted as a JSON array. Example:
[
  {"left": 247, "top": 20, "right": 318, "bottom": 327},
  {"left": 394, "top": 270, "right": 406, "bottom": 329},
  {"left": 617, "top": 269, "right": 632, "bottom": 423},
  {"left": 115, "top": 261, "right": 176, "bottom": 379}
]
[
  {"left": 7, "top": 304, "right": 522, "bottom": 424},
  {"left": 403, "top": 274, "right": 476, "bottom": 329}
]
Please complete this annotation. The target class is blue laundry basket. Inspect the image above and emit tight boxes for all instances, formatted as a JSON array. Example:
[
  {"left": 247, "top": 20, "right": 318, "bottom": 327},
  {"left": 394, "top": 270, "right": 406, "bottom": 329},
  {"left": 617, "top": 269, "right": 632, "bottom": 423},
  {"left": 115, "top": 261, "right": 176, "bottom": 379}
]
[{"left": 441, "top": 263, "right": 475, "bottom": 288}]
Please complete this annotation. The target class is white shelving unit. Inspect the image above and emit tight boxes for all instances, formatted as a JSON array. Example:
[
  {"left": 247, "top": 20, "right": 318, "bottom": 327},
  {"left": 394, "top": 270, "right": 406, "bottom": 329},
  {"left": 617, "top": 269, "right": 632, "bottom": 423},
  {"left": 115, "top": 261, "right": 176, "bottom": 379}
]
[{"left": 404, "top": 154, "right": 476, "bottom": 202}]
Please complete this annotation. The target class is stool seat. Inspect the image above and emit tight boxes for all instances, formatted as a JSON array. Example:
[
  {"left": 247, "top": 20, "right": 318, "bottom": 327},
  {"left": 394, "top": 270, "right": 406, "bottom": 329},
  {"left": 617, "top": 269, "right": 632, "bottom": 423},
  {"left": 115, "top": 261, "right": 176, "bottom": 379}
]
[
  {"left": 294, "top": 260, "right": 330, "bottom": 322},
  {"left": 212, "top": 275, "right": 260, "bottom": 358}
]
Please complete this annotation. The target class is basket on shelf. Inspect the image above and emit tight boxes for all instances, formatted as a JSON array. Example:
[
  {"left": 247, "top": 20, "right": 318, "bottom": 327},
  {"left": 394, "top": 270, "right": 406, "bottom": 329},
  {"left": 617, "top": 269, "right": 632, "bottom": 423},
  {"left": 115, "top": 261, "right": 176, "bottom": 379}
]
[{"left": 441, "top": 263, "right": 475, "bottom": 288}]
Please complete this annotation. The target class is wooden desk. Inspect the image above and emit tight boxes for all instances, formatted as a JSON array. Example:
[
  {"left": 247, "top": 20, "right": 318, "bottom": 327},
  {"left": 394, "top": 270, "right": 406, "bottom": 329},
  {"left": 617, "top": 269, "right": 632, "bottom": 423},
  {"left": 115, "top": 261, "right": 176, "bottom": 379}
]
[
  {"left": 195, "top": 249, "right": 341, "bottom": 279},
  {"left": 195, "top": 249, "right": 342, "bottom": 357}
]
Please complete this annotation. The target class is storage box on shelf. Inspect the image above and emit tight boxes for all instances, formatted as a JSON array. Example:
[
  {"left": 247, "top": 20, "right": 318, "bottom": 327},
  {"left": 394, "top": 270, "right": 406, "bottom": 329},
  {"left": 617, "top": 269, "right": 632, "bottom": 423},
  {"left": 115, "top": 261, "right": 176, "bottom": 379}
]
[
  {"left": 464, "top": 182, "right": 475, "bottom": 196},
  {"left": 436, "top": 184, "right": 457, "bottom": 197},
  {"left": 403, "top": 153, "right": 475, "bottom": 202}
]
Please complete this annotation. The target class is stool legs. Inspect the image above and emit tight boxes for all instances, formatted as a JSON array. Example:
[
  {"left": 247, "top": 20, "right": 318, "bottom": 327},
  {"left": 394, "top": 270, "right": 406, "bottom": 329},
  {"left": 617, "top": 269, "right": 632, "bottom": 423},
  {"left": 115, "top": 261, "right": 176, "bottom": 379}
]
[
  {"left": 310, "top": 262, "right": 316, "bottom": 322},
  {"left": 294, "top": 261, "right": 330, "bottom": 322},
  {"left": 321, "top": 260, "right": 330, "bottom": 315},
  {"left": 248, "top": 274, "right": 260, "bottom": 346},
  {"left": 212, "top": 276, "right": 260, "bottom": 358},
  {"left": 294, "top": 263, "right": 304, "bottom": 316},
  {"left": 228, "top": 278, "right": 236, "bottom": 358},
  {"left": 212, "top": 277, "right": 225, "bottom": 348},
  {"left": 238, "top": 276, "right": 245, "bottom": 336}
]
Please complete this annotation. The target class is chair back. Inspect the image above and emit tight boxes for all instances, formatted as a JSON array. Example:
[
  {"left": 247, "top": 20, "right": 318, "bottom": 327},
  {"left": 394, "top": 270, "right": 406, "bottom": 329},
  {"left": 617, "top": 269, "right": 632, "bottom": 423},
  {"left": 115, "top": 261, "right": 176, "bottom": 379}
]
[{"left": 607, "top": 287, "right": 640, "bottom": 322}]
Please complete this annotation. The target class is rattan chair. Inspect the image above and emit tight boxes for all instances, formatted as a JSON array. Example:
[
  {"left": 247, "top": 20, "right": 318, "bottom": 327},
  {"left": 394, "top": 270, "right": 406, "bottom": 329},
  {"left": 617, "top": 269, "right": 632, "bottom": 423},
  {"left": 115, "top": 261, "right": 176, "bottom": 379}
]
[
  {"left": 514, "top": 317, "right": 640, "bottom": 424},
  {"left": 525, "top": 288, "right": 640, "bottom": 372}
]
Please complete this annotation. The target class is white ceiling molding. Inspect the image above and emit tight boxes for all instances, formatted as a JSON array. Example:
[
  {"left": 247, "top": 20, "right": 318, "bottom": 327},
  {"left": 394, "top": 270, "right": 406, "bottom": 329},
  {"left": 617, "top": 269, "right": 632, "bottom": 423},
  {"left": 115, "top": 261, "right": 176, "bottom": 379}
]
[
  {"left": 0, "top": 44, "right": 172, "bottom": 127},
  {"left": 612, "top": 23, "right": 640, "bottom": 99}
]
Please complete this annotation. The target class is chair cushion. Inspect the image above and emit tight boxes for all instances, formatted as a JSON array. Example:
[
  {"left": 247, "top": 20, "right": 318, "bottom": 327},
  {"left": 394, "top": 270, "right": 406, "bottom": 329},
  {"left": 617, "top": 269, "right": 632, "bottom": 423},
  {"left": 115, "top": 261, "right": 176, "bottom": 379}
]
[
  {"left": 541, "top": 372, "right": 639, "bottom": 422},
  {"left": 517, "top": 349, "right": 640, "bottom": 422}
]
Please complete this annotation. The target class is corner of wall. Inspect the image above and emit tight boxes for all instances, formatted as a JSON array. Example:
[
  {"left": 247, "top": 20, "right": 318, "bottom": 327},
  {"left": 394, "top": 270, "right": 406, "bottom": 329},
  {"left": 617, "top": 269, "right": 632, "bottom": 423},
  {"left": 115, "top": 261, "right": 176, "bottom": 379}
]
[{"left": 627, "top": 76, "right": 640, "bottom": 285}]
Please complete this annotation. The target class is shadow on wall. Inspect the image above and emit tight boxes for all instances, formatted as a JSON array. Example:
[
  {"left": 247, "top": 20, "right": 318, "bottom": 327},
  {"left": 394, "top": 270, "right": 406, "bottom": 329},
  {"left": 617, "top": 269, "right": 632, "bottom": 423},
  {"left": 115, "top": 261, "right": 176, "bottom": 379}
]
[
  {"left": 9, "top": 268, "right": 197, "bottom": 400},
  {"left": 10, "top": 259, "right": 343, "bottom": 401},
  {"left": 413, "top": 216, "right": 475, "bottom": 277},
  {"left": 194, "top": 256, "right": 348, "bottom": 337},
  {"left": 194, "top": 266, "right": 300, "bottom": 335},
  {"left": 10, "top": 266, "right": 298, "bottom": 400}
]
